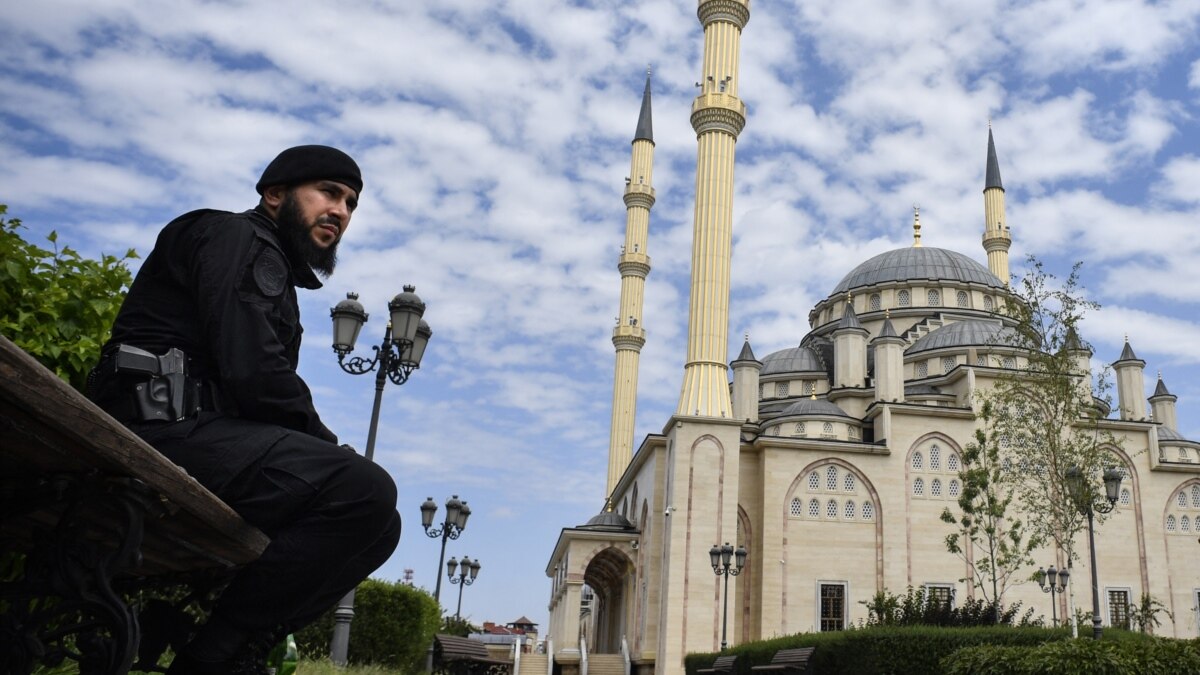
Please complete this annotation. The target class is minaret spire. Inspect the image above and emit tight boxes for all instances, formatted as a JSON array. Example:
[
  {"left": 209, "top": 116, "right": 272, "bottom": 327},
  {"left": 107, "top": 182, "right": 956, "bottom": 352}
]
[
  {"left": 675, "top": 0, "right": 749, "bottom": 418},
  {"left": 606, "top": 71, "right": 656, "bottom": 494},
  {"left": 983, "top": 125, "right": 1012, "bottom": 284},
  {"left": 912, "top": 204, "right": 922, "bottom": 247}
]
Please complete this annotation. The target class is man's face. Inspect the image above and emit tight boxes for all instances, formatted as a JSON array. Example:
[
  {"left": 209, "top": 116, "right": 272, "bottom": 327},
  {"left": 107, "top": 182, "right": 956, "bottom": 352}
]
[{"left": 273, "top": 181, "right": 358, "bottom": 277}]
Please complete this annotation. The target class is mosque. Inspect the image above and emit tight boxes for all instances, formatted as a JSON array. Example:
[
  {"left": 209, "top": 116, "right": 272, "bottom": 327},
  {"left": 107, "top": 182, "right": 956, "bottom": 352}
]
[{"left": 543, "top": 1, "right": 1200, "bottom": 673}]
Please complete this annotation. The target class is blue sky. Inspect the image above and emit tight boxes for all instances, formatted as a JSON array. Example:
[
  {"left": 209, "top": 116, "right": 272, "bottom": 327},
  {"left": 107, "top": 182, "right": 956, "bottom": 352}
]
[{"left": 4, "top": 0, "right": 1200, "bottom": 634}]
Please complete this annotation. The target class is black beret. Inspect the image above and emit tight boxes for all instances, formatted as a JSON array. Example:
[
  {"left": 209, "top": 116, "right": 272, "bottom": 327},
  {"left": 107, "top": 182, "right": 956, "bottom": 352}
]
[{"left": 256, "top": 145, "right": 363, "bottom": 196}]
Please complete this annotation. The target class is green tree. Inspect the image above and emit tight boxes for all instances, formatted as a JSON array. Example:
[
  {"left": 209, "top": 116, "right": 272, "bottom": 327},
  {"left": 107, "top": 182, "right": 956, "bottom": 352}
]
[
  {"left": 0, "top": 204, "right": 137, "bottom": 391},
  {"left": 941, "top": 399, "right": 1041, "bottom": 623},
  {"left": 440, "top": 615, "right": 480, "bottom": 637}
]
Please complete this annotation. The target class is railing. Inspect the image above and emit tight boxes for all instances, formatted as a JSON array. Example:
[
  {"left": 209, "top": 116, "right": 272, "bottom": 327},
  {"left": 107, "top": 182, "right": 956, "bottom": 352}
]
[
  {"left": 513, "top": 635, "right": 522, "bottom": 675},
  {"left": 621, "top": 635, "right": 631, "bottom": 675},
  {"left": 580, "top": 637, "right": 588, "bottom": 675},
  {"left": 547, "top": 639, "right": 555, "bottom": 675}
]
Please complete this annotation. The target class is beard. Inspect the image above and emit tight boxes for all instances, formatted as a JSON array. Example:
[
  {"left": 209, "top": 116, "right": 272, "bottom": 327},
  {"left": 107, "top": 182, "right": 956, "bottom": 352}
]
[{"left": 276, "top": 191, "right": 339, "bottom": 277}]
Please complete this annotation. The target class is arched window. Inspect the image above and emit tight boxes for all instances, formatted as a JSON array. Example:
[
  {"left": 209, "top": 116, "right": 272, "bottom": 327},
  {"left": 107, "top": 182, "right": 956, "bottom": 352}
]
[
  {"left": 1183, "top": 516, "right": 1192, "bottom": 532},
  {"left": 976, "top": 354, "right": 988, "bottom": 366},
  {"left": 845, "top": 501, "right": 856, "bottom": 519},
  {"left": 869, "top": 294, "right": 881, "bottom": 311},
  {"left": 826, "top": 499, "right": 838, "bottom": 518},
  {"left": 808, "top": 472, "right": 820, "bottom": 491},
  {"left": 808, "top": 498, "right": 821, "bottom": 518},
  {"left": 898, "top": 290, "right": 911, "bottom": 307},
  {"left": 949, "top": 480, "right": 961, "bottom": 497},
  {"left": 862, "top": 501, "right": 875, "bottom": 520},
  {"left": 759, "top": 383, "right": 765, "bottom": 398},
  {"left": 942, "top": 356, "right": 956, "bottom": 374},
  {"left": 928, "top": 289, "right": 941, "bottom": 306},
  {"left": 826, "top": 466, "right": 838, "bottom": 490},
  {"left": 948, "top": 454, "right": 960, "bottom": 472},
  {"left": 984, "top": 296, "right": 994, "bottom": 311},
  {"left": 802, "top": 380, "right": 814, "bottom": 395},
  {"left": 930, "top": 445, "right": 941, "bottom": 470},
  {"left": 913, "top": 477, "right": 925, "bottom": 496},
  {"left": 777, "top": 382, "right": 789, "bottom": 397},
  {"left": 823, "top": 422, "right": 834, "bottom": 436},
  {"left": 1166, "top": 515, "right": 1177, "bottom": 531},
  {"left": 1179, "top": 492, "right": 1188, "bottom": 507},
  {"left": 795, "top": 422, "right": 806, "bottom": 435},
  {"left": 916, "top": 362, "right": 928, "bottom": 378},
  {"left": 1001, "top": 458, "right": 1012, "bottom": 473},
  {"left": 844, "top": 474, "right": 856, "bottom": 492},
  {"left": 790, "top": 497, "right": 803, "bottom": 517},
  {"left": 931, "top": 478, "right": 943, "bottom": 497},
  {"left": 1002, "top": 356, "right": 1016, "bottom": 369},
  {"left": 957, "top": 291, "right": 969, "bottom": 308},
  {"left": 1000, "top": 434, "right": 1011, "bottom": 449},
  {"left": 1192, "top": 485, "right": 1200, "bottom": 508},
  {"left": 1181, "top": 447, "right": 1190, "bottom": 461},
  {"left": 1119, "top": 489, "right": 1131, "bottom": 506},
  {"left": 912, "top": 452, "right": 924, "bottom": 470}
]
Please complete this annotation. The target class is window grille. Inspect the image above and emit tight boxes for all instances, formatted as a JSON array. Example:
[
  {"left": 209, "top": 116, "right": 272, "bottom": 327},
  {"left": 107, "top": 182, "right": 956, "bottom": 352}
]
[
  {"left": 1119, "top": 489, "right": 1131, "bottom": 506},
  {"left": 759, "top": 383, "right": 764, "bottom": 399},
  {"left": 1108, "top": 590, "right": 1131, "bottom": 630},
  {"left": 1181, "top": 448, "right": 1190, "bottom": 461},
  {"left": 820, "top": 584, "right": 846, "bottom": 631},
  {"left": 948, "top": 454, "right": 959, "bottom": 472},
  {"left": 912, "top": 452, "right": 924, "bottom": 470},
  {"left": 898, "top": 290, "right": 910, "bottom": 307},
  {"left": 926, "top": 585, "right": 954, "bottom": 608},
  {"left": 809, "top": 499, "right": 820, "bottom": 518},
  {"left": 796, "top": 422, "right": 806, "bottom": 435},
  {"left": 930, "top": 445, "right": 941, "bottom": 470},
  {"left": 802, "top": 380, "right": 814, "bottom": 395},
  {"left": 862, "top": 501, "right": 875, "bottom": 520},
  {"left": 928, "top": 289, "right": 940, "bottom": 306},
  {"left": 845, "top": 501, "right": 856, "bottom": 519},
  {"left": 957, "top": 291, "right": 969, "bottom": 308},
  {"left": 1183, "top": 516, "right": 1192, "bottom": 532},
  {"left": 1002, "top": 356, "right": 1016, "bottom": 369},
  {"left": 844, "top": 474, "right": 856, "bottom": 492},
  {"left": 1180, "top": 492, "right": 1189, "bottom": 508},
  {"left": 777, "top": 382, "right": 789, "bottom": 397},
  {"left": 1192, "top": 485, "right": 1200, "bottom": 508},
  {"left": 931, "top": 479, "right": 943, "bottom": 497},
  {"left": 1167, "top": 515, "right": 1177, "bottom": 531},
  {"left": 870, "top": 294, "right": 881, "bottom": 311},
  {"left": 826, "top": 466, "right": 838, "bottom": 490},
  {"left": 916, "top": 362, "right": 928, "bottom": 378},
  {"left": 976, "top": 354, "right": 987, "bottom": 366},
  {"left": 790, "top": 497, "right": 804, "bottom": 517},
  {"left": 942, "top": 356, "right": 955, "bottom": 374},
  {"left": 823, "top": 422, "right": 834, "bottom": 436},
  {"left": 808, "top": 472, "right": 820, "bottom": 491},
  {"left": 913, "top": 478, "right": 925, "bottom": 496},
  {"left": 984, "top": 296, "right": 994, "bottom": 311},
  {"left": 1001, "top": 458, "right": 1012, "bottom": 473},
  {"left": 949, "top": 480, "right": 960, "bottom": 497},
  {"left": 826, "top": 500, "right": 838, "bottom": 518}
]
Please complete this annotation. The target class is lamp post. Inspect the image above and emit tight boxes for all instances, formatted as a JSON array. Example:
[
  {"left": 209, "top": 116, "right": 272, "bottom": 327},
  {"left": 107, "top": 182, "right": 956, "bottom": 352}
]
[
  {"left": 328, "top": 287, "right": 432, "bottom": 666},
  {"left": 1035, "top": 565, "right": 1070, "bottom": 627},
  {"left": 1065, "top": 465, "right": 1122, "bottom": 640},
  {"left": 421, "top": 495, "right": 472, "bottom": 603},
  {"left": 447, "top": 556, "right": 481, "bottom": 620},
  {"left": 709, "top": 542, "right": 747, "bottom": 651}
]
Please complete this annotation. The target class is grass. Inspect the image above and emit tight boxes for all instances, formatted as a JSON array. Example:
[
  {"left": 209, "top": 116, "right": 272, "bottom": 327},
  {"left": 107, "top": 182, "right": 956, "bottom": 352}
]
[{"left": 297, "top": 658, "right": 409, "bottom": 674}]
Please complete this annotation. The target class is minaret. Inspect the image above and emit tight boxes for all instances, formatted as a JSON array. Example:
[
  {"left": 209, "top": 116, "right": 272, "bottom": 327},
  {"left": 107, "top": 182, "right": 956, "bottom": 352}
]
[
  {"left": 606, "top": 71, "right": 656, "bottom": 494},
  {"left": 833, "top": 297, "right": 868, "bottom": 388},
  {"left": 1113, "top": 338, "right": 1147, "bottom": 421},
  {"left": 1149, "top": 373, "right": 1178, "bottom": 431},
  {"left": 675, "top": 0, "right": 750, "bottom": 418},
  {"left": 983, "top": 126, "right": 1012, "bottom": 284},
  {"left": 730, "top": 335, "right": 762, "bottom": 422},
  {"left": 872, "top": 313, "right": 905, "bottom": 403}
]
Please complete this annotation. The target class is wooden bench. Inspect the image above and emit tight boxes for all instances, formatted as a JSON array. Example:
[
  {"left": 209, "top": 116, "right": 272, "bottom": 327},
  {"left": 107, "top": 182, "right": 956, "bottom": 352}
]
[
  {"left": 698, "top": 654, "right": 739, "bottom": 674},
  {"left": 432, "top": 634, "right": 511, "bottom": 675},
  {"left": 750, "top": 647, "right": 815, "bottom": 674},
  {"left": 0, "top": 335, "right": 269, "bottom": 674}
]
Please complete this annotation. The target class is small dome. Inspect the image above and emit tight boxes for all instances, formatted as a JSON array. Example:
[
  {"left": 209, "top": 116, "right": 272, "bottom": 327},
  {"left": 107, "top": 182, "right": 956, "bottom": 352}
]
[
  {"left": 907, "top": 320, "right": 1019, "bottom": 355},
  {"left": 582, "top": 510, "right": 636, "bottom": 531},
  {"left": 1159, "top": 426, "right": 1184, "bottom": 441},
  {"left": 761, "top": 347, "right": 825, "bottom": 375},
  {"left": 780, "top": 398, "right": 853, "bottom": 418},
  {"left": 831, "top": 247, "right": 1005, "bottom": 296}
]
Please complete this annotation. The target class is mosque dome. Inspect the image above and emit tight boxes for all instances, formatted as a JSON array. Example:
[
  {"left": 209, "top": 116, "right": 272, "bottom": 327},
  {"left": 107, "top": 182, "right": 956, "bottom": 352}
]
[
  {"left": 761, "top": 346, "right": 825, "bottom": 375},
  {"left": 582, "top": 510, "right": 636, "bottom": 531},
  {"left": 907, "top": 320, "right": 1020, "bottom": 355},
  {"left": 830, "top": 247, "right": 1005, "bottom": 296},
  {"left": 780, "top": 398, "right": 853, "bottom": 418}
]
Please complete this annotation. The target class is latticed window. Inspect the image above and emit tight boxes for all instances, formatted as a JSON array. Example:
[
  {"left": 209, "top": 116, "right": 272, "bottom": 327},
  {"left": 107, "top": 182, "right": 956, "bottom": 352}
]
[
  {"left": 928, "top": 289, "right": 940, "bottom": 306},
  {"left": 948, "top": 454, "right": 959, "bottom": 472},
  {"left": 1192, "top": 485, "right": 1200, "bottom": 507},
  {"left": 1000, "top": 434, "right": 1011, "bottom": 449},
  {"left": 1119, "top": 489, "right": 1131, "bottom": 506},
  {"left": 844, "top": 474, "right": 856, "bottom": 491},
  {"left": 845, "top": 501, "right": 856, "bottom": 519},
  {"left": 820, "top": 584, "right": 846, "bottom": 631},
  {"left": 1167, "top": 515, "right": 1177, "bottom": 531},
  {"left": 795, "top": 422, "right": 806, "bottom": 436},
  {"left": 870, "top": 294, "right": 881, "bottom": 311},
  {"left": 898, "top": 290, "right": 911, "bottom": 306},
  {"left": 1181, "top": 447, "right": 1190, "bottom": 461},
  {"left": 913, "top": 478, "right": 925, "bottom": 496},
  {"left": 777, "top": 382, "right": 789, "bottom": 397},
  {"left": 802, "top": 380, "right": 814, "bottom": 395},
  {"left": 759, "top": 383, "right": 764, "bottom": 399},
  {"left": 826, "top": 466, "right": 838, "bottom": 490},
  {"left": 808, "top": 472, "right": 820, "bottom": 491},
  {"left": 809, "top": 498, "right": 821, "bottom": 518},
  {"left": 790, "top": 497, "right": 804, "bottom": 517},
  {"left": 823, "top": 422, "right": 834, "bottom": 436},
  {"left": 1001, "top": 458, "right": 1013, "bottom": 473},
  {"left": 862, "top": 501, "right": 875, "bottom": 520},
  {"left": 976, "top": 354, "right": 988, "bottom": 366},
  {"left": 984, "top": 296, "right": 994, "bottom": 311},
  {"left": 1180, "top": 492, "right": 1188, "bottom": 508},
  {"left": 912, "top": 452, "right": 924, "bottom": 470},
  {"left": 849, "top": 426, "right": 859, "bottom": 440},
  {"left": 931, "top": 479, "right": 943, "bottom": 497},
  {"left": 942, "top": 356, "right": 955, "bottom": 374},
  {"left": 930, "top": 445, "right": 941, "bottom": 470},
  {"left": 957, "top": 291, "right": 969, "bottom": 308},
  {"left": 916, "top": 361, "right": 928, "bottom": 377},
  {"left": 1182, "top": 516, "right": 1192, "bottom": 532},
  {"left": 826, "top": 500, "right": 838, "bottom": 518},
  {"left": 1108, "top": 590, "right": 1131, "bottom": 630},
  {"left": 1002, "top": 356, "right": 1016, "bottom": 369},
  {"left": 949, "top": 480, "right": 961, "bottom": 497}
]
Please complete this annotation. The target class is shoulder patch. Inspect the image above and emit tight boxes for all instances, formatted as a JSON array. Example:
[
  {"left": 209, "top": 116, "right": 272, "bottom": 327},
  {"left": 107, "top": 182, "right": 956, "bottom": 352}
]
[{"left": 253, "top": 247, "right": 289, "bottom": 297}]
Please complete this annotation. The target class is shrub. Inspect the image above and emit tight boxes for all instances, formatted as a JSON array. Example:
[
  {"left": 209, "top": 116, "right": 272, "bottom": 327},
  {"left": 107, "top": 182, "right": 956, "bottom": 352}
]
[{"left": 942, "top": 637, "right": 1200, "bottom": 675}]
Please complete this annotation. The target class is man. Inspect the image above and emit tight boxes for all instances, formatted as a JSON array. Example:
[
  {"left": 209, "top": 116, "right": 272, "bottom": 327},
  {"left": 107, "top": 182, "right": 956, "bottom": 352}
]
[{"left": 89, "top": 146, "right": 401, "bottom": 674}]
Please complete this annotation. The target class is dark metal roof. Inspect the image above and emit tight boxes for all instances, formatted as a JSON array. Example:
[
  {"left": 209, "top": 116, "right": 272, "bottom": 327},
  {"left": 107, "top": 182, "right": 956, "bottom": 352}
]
[
  {"left": 831, "top": 247, "right": 1005, "bottom": 296},
  {"left": 734, "top": 339, "right": 758, "bottom": 363},
  {"left": 907, "top": 320, "right": 1020, "bottom": 355},
  {"left": 1152, "top": 377, "right": 1173, "bottom": 398},
  {"left": 761, "top": 346, "right": 825, "bottom": 375},
  {"left": 582, "top": 510, "right": 636, "bottom": 531},
  {"left": 1116, "top": 341, "right": 1140, "bottom": 363},
  {"left": 634, "top": 72, "right": 653, "bottom": 143},
  {"left": 876, "top": 317, "right": 900, "bottom": 340},
  {"left": 1159, "top": 426, "right": 1184, "bottom": 441},
  {"left": 837, "top": 302, "right": 865, "bottom": 331},
  {"left": 780, "top": 398, "right": 853, "bottom": 418},
  {"left": 985, "top": 128, "right": 1003, "bottom": 191}
]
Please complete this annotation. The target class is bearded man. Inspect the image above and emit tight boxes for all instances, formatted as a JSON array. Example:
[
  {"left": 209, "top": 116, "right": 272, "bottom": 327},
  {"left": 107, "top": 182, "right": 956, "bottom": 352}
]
[{"left": 89, "top": 145, "right": 401, "bottom": 674}]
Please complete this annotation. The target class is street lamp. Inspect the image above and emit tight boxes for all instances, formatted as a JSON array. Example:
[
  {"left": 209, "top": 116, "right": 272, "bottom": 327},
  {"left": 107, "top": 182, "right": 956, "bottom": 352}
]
[
  {"left": 1035, "top": 565, "right": 1070, "bottom": 627},
  {"left": 1065, "top": 465, "right": 1122, "bottom": 640},
  {"left": 447, "top": 555, "right": 482, "bottom": 620},
  {"left": 328, "top": 288, "right": 432, "bottom": 666},
  {"left": 421, "top": 495, "right": 472, "bottom": 603},
  {"left": 709, "top": 542, "right": 747, "bottom": 651}
]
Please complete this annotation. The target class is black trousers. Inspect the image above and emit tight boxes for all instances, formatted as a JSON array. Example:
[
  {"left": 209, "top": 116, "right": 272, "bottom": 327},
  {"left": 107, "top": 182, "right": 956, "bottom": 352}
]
[{"left": 132, "top": 412, "right": 401, "bottom": 633}]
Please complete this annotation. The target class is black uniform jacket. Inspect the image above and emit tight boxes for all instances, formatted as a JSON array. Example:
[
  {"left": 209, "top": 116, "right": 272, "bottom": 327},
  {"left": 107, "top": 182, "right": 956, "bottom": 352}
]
[{"left": 102, "top": 206, "right": 336, "bottom": 443}]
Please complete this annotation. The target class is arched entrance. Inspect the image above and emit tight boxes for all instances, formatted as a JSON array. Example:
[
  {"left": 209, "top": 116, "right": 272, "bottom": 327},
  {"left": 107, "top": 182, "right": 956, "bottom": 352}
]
[{"left": 582, "top": 546, "right": 635, "bottom": 653}]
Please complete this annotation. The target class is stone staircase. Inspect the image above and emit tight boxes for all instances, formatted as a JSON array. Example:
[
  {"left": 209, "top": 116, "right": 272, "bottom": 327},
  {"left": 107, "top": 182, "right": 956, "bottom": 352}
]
[
  {"left": 518, "top": 653, "right": 549, "bottom": 675},
  {"left": 586, "top": 653, "right": 627, "bottom": 675}
]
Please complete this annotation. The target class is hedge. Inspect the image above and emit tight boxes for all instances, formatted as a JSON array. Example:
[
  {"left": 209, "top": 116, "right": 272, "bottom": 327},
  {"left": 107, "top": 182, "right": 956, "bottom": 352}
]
[{"left": 942, "top": 637, "right": 1200, "bottom": 675}]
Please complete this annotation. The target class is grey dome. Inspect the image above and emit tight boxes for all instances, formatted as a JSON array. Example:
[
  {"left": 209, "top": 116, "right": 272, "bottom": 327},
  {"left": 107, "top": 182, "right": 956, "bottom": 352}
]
[
  {"left": 907, "top": 320, "right": 1020, "bottom": 355},
  {"left": 1159, "top": 426, "right": 1184, "bottom": 442},
  {"left": 761, "top": 347, "right": 824, "bottom": 375},
  {"left": 582, "top": 510, "right": 636, "bottom": 530},
  {"left": 780, "top": 398, "right": 853, "bottom": 418},
  {"left": 831, "top": 247, "right": 1005, "bottom": 296}
]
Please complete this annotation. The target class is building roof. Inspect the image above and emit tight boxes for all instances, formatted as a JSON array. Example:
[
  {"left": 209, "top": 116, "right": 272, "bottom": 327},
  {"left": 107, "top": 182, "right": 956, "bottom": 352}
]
[
  {"left": 779, "top": 398, "right": 853, "bottom": 418},
  {"left": 985, "top": 128, "right": 1003, "bottom": 191},
  {"left": 761, "top": 346, "right": 825, "bottom": 375},
  {"left": 733, "top": 338, "right": 758, "bottom": 363},
  {"left": 634, "top": 72, "right": 653, "bottom": 143},
  {"left": 830, "top": 247, "right": 1006, "bottom": 296},
  {"left": 837, "top": 302, "right": 865, "bottom": 331},
  {"left": 907, "top": 319, "right": 1020, "bottom": 355},
  {"left": 581, "top": 510, "right": 636, "bottom": 531},
  {"left": 1152, "top": 377, "right": 1173, "bottom": 398}
]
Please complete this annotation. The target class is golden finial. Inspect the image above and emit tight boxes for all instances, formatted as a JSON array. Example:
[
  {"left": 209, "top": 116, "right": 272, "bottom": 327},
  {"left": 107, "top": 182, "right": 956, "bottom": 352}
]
[
  {"left": 1157, "top": 369, "right": 1162, "bottom": 380},
  {"left": 811, "top": 392, "right": 817, "bottom": 400},
  {"left": 912, "top": 204, "right": 922, "bottom": 248},
  {"left": 744, "top": 331, "right": 750, "bottom": 342},
  {"left": 885, "top": 308, "right": 891, "bottom": 319},
  {"left": 1124, "top": 333, "right": 1129, "bottom": 343}
]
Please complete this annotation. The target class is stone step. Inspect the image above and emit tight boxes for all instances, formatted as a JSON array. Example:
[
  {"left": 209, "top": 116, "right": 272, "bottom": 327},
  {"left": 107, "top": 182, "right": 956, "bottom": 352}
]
[
  {"left": 586, "top": 654, "right": 627, "bottom": 675},
  {"left": 519, "top": 654, "right": 549, "bottom": 675}
]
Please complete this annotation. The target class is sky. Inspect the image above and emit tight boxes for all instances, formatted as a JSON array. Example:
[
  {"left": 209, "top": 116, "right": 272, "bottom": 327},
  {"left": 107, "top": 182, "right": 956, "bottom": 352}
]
[{"left": 4, "top": 0, "right": 1200, "bottom": 638}]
